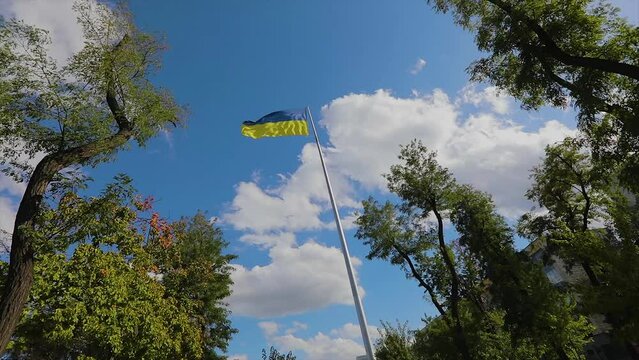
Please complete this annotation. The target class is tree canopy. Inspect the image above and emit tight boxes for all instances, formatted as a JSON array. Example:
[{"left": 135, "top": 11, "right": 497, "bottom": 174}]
[
  {"left": 1, "top": 177, "right": 235, "bottom": 359},
  {"left": 424, "top": 0, "right": 639, "bottom": 188},
  {"left": 0, "top": 0, "right": 184, "bottom": 350},
  {"left": 356, "top": 140, "right": 593, "bottom": 360},
  {"left": 261, "top": 346, "right": 297, "bottom": 360},
  {"left": 519, "top": 137, "right": 639, "bottom": 343}
]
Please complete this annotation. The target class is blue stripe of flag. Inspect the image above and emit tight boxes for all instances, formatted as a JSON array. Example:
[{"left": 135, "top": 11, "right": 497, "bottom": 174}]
[{"left": 242, "top": 109, "right": 307, "bottom": 126}]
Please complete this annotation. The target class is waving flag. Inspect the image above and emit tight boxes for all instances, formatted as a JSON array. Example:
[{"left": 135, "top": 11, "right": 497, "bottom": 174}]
[
  {"left": 239, "top": 106, "right": 376, "bottom": 359},
  {"left": 241, "top": 109, "right": 309, "bottom": 139}
]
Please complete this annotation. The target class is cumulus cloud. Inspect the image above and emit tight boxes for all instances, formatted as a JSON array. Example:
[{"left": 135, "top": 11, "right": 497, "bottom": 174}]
[
  {"left": 285, "top": 321, "right": 309, "bottom": 335},
  {"left": 0, "top": 197, "right": 17, "bottom": 252},
  {"left": 224, "top": 181, "right": 325, "bottom": 233},
  {"left": 272, "top": 333, "right": 363, "bottom": 360},
  {"left": 0, "top": 197, "right": 16, "bottom": 233},
  {"left": 261, "top": 322, "right": 379, "bottom": 360},
  {"left": 228, "top": 355, "right": 248, "bottom": 360},
  {"left": 228, "top": 241, "right": 363, "bottom": 317},
  {"left": 410, "top": 58, "right": 427, "bottom": 75},
  {"left": 0, "top": 177, "right": 25, "bottom": 244},
  {"left": 329, "top": 322, "right": 378, "bottom": 342},
  {"left": 320, "top": 89, "right": 457, "bottom": 190},
  {"left": 322, "top": 88, "right": 574, "bottom": 217},
  {"left": 224, "top": 86, "right": 573, "bottom": 318},
  {"left": 459, "top": 84, "right": 511, "bottom": 115},
  {"left": 239, "top": 232, "right": 297, "bottom": 249},
  {"left": 223, "top": 143, "right": 358, "bottom": 233},
  {"left": 258, "top": 321, "right": 280, "bottom": 337}
]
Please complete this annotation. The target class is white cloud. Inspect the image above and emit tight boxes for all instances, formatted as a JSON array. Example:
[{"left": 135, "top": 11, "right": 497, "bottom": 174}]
[
  {"left": 0, "top": 0, "right": 86, "bottom": 65},
  {"left": 0, "top": 176, "right": 26, "bottom": 198},
  {"left": 239, "top": 232, "right": 297, "bottom": 249},
  {"left": 285, "top": 321, "right": 309, "bottom": 335},
  {"left": 410, "top": 58, "right": 427, "bottom": 75},
  {"left": 224, "top": 86, "right": 573, "bottom": 319},
  {"left": 0, "top": 197, "right": 17, "bottom": 251},
  {"left": 224, "top": 181, "right": 325, "bottom": 233},
  {"left": 442, "top": 114, "right": 571, "bottom": 216},
  {"left": 322, "top": 88, "right": 574, "bottom": 217},
  {"left": 228, "top": 241, "right": 363, "bottom": 317},
  {"left": 261, "top": 322, "right": 379, "bottom": 360},
  {"left": 228, "top": 355, "right": 248, "bottom": 360},
  {"left": 223, "top": 143, "right": 357, "bottom": 233},
  {"left": 459, "top": 84, "right": 511, "bottom": 115},
  {"left": 321, "top": 89, "right": 457, "bottom": 190},
  {"left": 273, "top": 333, "right": 363, "bottom": 360},
  {"left": 329, "top": 322, "right": 379, "bottom": 342},
  {"left": 259, "top": 321, "right": 280, "bottom": 337}
]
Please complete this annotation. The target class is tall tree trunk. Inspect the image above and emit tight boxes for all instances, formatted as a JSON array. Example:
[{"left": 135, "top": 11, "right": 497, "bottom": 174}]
[
  {"left": 0, "top": 156, "right": 62, "bottom": 351},
  {"left": 0, "top": 84, "right": 133, "bottom": 352},
  {"left": 581, "top": 261, "right": 601, "bottom": 287},
  {"left": 433, "top": 206, "right": 472, "bottom": 360},
  {"left": 393, "top": 244, "right": 451, "bottom": 325}
]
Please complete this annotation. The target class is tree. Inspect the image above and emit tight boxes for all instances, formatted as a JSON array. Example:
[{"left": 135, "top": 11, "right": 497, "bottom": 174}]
[
  {"left": 413, "top": 305, "right": 547, "bottom": 360},
  {"left": 261, "top": 346, "right": 296, "bottom": 360},
  {"left": 423, "top": 0, "right": 639, "bottom": 187},
  {"left": 450, "top": 184, "right": 592, "bottom": 360},
  {"left": 374, "top": 321, "right": 418, "bottom": 360},
  {"left": 594, "top": 186, "right": 639, "bottom": 340},
  {"left": 2, "top": 177, "right": 235, "bottom": 359},
  {"left": 0, "top": 0, "right": 184, "bottom": 350},
  {"left": 356, "top": 140, "right": 592, "bottom": 359},
  {"left": 519, "top": 138, "right": 611, "bottom": 287},
  {"left": 519, "top": 137, "right": 639, "bottom": 346},
  {"left": 357, "top": 140, "right": 473, "bottom": 360},
  {"left": 161, "top": 213, "right": 237, "bottom": 358}
]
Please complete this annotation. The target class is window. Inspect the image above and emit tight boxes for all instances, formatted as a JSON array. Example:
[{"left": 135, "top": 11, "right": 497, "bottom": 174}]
[{"left": 544, "top": 266, "right": 563, "bottom": 284}]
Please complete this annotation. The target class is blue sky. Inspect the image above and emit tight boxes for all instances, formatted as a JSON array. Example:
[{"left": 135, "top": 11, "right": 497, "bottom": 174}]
[{"left": 0, "top": 1, "right": 637, "bottom": 359}]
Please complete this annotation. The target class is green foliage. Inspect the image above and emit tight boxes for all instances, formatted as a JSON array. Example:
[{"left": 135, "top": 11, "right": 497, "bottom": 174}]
[
  {"left": 587, "top": 190, "right": 639, "bottom": 340},
  {"left": 261, "top": 346, "right": 296, "bottom": 360},
  {"left": 4, "top": 178, "right": 236, "bottom": 359},
  {"left": 414, "top": 305, "right": 544, "bottom": 360},
  {"left": 356, "top": 140, "right": 459, "bottom": 307},
  {"left": 0, "top": 0, "right": 184, "bottom": 183},
  {"left": 374, "top": 321, "right": 418, "bottom": 360},
  {"left": 357, "top": 140, "right": 593, "bottom": 359},
  {"left": 519, "top": 138, "right": 639, "bottom": 342},
  {"left": 161, "top": 214, "right": 237, "bottom": 357},
  {"left": 424, "top": 0, "right": 639, "bottom": 188},
  {"left": 0, "top": 2, "right": 185, "bottom": 350}
]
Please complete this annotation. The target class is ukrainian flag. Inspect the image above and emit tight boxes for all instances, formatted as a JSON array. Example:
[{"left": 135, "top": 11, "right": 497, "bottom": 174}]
[{"left": 241, "top": 109, "right": 309, "bottom": 139}]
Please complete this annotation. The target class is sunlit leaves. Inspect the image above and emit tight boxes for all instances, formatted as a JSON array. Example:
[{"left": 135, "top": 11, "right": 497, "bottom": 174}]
[
  {"left": 0, "top": 0, "right": 184, "bottom": 183},
  {"left": 356, "top": 139, "right": 593, "bottom": 359},
  {"left": 5, "top": 178, "right": 235, "bottom": 359}
]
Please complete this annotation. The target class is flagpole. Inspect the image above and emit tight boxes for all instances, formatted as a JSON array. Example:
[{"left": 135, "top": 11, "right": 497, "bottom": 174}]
[{"left": 306, "top": 107, "right": 376, "bottom": 360}]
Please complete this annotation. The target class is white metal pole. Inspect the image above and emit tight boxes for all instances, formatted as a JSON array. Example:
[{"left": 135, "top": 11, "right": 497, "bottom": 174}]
[{"left": 306, "top": 107, "right": 375, "bottom": 360}]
